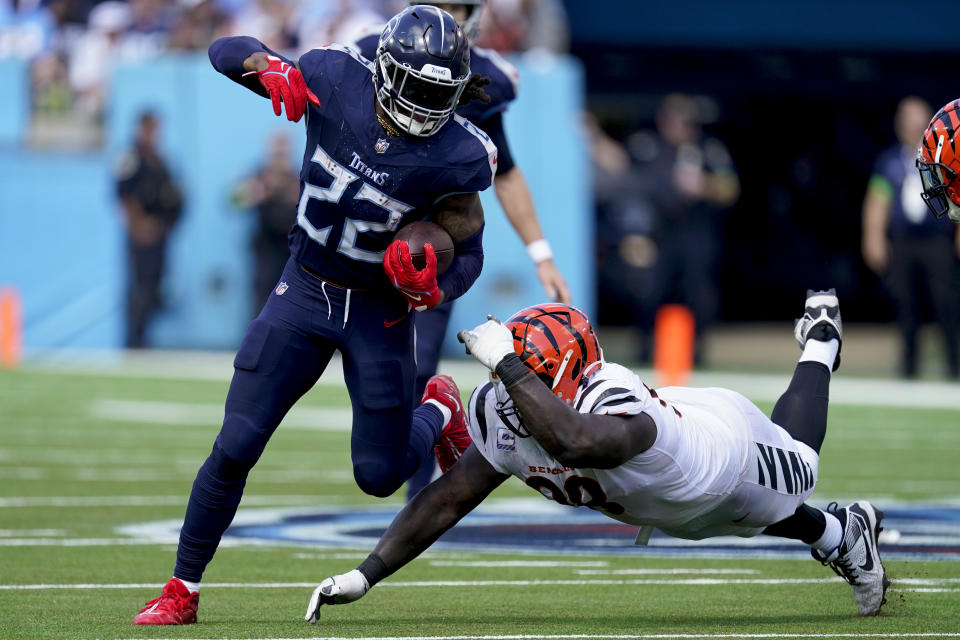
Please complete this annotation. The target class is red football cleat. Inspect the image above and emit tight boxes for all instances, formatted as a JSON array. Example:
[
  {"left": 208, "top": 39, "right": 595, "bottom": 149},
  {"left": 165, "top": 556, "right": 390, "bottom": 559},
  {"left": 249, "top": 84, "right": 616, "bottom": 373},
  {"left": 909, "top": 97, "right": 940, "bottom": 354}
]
[
  {"left": 422, "top": 374, "right": 472, "bottom": 472},
  {"left": 133, "top": 578, "right": 199, "bottom": 625}
]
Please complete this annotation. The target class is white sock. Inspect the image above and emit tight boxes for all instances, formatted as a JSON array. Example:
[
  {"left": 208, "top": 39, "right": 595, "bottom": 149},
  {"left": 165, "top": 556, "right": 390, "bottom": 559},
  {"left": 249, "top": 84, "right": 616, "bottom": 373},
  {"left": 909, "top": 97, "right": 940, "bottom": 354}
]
[
  {"left": 810, "top": 511, "right": 843, "bottom": 553},
  {"left": 425, "top": 398, "right": 452, "bottom": 426},
  {"left": 175, "top": 577, "right": 200, "bottom": 593},
  {"left": 799, "top": 338, "right": 839, "bottom": 371}
]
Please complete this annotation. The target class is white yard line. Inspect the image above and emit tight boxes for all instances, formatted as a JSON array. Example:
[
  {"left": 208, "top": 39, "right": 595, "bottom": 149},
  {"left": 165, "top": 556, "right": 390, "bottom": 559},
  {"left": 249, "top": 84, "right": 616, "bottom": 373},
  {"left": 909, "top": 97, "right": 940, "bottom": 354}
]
[
  {"left": 429, "top": 560, "right": 610, "bottom": 568},
  {"left": 6, "top": 577, "right": 960, "bottom": 589},
  {"left": 574, "top": 568, "right": 758, "bottom": 575},
  {"left": 0, "top": 495, "right": 367, "bottom": 507},
  {"left": 107, "top": 633, "right": 960, "bottom": 640}
]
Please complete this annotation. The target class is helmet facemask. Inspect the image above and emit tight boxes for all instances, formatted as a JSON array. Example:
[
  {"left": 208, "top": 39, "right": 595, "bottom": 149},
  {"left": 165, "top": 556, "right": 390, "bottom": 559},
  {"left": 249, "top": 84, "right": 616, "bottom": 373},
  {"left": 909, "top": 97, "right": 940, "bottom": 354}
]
[
  {"left": 492, "top": 376, "right": 529, "bottom": 438},
  {"left": 917, "top": 139, "right": 960, "bottom": 220},
  {"left": 376, "top": 51, "right": 468, "bottom": 137}
]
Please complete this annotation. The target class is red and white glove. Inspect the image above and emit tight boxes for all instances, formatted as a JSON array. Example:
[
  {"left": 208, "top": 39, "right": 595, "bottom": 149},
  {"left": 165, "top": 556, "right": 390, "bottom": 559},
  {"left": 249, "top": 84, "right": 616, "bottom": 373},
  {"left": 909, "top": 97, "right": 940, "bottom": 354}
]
[
  {"left": 384, "top": 240, "right": 444, "bottom": 311},
  {"left": 242, "top": 55, "right": 320, "bottom": 122}
]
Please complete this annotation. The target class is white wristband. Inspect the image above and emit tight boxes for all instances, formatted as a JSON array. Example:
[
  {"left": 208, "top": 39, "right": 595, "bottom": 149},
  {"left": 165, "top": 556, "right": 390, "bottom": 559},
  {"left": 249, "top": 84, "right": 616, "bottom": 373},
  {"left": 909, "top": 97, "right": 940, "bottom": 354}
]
[{"left": 525, "top": 239, "right": 553, "bottom": 264}]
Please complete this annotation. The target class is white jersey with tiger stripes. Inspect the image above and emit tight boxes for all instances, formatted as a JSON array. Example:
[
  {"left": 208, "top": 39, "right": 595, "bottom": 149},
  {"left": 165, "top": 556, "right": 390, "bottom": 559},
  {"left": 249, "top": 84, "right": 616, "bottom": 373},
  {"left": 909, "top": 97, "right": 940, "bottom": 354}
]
[{"left": 466, "top": 362, "right": 820, "bottom": 540}]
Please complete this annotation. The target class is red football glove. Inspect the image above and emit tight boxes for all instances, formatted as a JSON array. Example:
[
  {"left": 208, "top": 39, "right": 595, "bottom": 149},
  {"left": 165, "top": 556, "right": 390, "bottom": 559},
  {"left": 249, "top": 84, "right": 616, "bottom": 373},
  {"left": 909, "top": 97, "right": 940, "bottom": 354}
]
[
  {"left": 384, "top": 240, "right": 444, "bottom": 311},
  {"left": 242, "top": 55, "right": 320, "bottom": 122}
]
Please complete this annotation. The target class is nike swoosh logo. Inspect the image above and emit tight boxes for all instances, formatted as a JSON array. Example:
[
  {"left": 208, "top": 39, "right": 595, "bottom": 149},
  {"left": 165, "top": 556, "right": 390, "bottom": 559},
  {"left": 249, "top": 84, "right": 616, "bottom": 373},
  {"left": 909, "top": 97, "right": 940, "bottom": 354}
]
[
  {"left": 852, "top": 511, "right": 875, "bottom": 572},
  {"left": 384, "top": 316, "right": 406, "bottom": 328},
  {"left": 406, "top": 294, "right": 422, "bottom": 301},
  {"left": 732, "top": 512, "right": 751, "bottom": 523}
]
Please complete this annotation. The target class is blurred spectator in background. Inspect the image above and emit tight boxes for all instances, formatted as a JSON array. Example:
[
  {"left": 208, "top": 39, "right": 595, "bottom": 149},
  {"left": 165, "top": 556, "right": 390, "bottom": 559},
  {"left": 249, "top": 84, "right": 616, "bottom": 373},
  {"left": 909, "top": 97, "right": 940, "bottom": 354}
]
[
  {"left": 115, "top": 111, "right": 184, "bottom": 349},
  {"left": 296, "top": 0, "right": 384, "bottom": 49},
  {"left": 586, "top": 111, "right": 660, "bottom": 363},
  {"left": 167, "top": 0, "right": 230, "bottom": 51},
  {"left": 0, "top": 0, "right": 57, "bottom": 59},
  {"left": 861, "top": 96, "right": 960, "bottom": 378},
  {"left": 69, "top": 1, "right": 164, "bottom": 121},
  {"left": 231, "top": 132, "right": 299, "bottom": 315},
  {"left": 629, "top": 94, "right": 739, "bottom": 364},
  {"left": 476, "top": 0, "right": 567, "bottom": 53}
]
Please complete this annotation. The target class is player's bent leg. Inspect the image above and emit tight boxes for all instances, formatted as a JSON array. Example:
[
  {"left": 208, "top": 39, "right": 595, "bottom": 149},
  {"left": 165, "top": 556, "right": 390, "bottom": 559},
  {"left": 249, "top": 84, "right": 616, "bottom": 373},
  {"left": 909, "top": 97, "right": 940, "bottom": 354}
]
[
  {"left": 811, "top": 501, "right": 890, "bottom": 616},
  {"left": 343, "top": 355, "right": 418, "bottom": 497},
  {"left": 133, "top": 578, "right": 199, "bottom": 625},
  {"left": 173, "top": 294, "right": 335, "bottom": 586},
  {"left": 772, "top": 288, "right": 842, "bottom": 453}
]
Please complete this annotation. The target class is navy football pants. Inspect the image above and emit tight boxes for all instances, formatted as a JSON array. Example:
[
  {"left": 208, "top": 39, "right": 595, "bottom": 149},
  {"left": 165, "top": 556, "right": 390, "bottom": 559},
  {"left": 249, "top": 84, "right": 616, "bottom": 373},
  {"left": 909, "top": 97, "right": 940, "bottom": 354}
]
[{"left": 175, "top": 258, "right": 443, "bottom": 581}]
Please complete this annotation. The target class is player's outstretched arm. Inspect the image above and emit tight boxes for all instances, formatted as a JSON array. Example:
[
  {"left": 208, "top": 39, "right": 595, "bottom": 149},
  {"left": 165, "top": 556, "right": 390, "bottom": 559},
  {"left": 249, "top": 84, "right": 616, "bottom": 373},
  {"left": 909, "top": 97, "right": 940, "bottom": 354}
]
[
  {"left": 459, "top": 319, "right": 656, "bottom": 468},
  {"left": 305, "top": 446, "right": 507, "bottom": 623},
  {"left": 208, "top": 37, "right": 319, "bottom": 122},
  {"left": 494, "top": 166, "right": 571, "bottom": 303}
]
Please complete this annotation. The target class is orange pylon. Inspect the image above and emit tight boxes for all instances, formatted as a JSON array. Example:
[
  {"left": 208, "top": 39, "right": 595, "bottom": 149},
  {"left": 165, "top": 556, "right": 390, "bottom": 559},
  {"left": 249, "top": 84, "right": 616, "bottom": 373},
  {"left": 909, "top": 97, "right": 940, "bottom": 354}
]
[
  {"left": 0, "top": 287, "right": 23, "bottom": 369},
  {"left": 653, "top": 304, "right": 694, "bottom": 387}
]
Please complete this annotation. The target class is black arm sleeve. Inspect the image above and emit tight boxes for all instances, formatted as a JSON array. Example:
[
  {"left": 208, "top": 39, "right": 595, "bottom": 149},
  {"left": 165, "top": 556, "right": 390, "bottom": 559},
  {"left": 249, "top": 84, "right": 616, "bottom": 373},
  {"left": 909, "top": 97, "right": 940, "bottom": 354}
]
[
  {"left": 478, "top": 112, "right": 515, "bottom": 175},
  {"left": 208, "top": 36, "right": 291, "bottom": 98},
  {"left": 436, "top": 224, "right": 484, "bottom": 302}
]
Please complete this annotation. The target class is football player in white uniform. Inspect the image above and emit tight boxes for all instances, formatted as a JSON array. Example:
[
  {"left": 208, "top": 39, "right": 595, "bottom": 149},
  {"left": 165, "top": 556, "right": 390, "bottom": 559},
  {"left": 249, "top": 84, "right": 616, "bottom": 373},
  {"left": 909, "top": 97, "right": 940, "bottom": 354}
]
[{"left": 304, "top": 290, "right": 889, "bottom": 621}]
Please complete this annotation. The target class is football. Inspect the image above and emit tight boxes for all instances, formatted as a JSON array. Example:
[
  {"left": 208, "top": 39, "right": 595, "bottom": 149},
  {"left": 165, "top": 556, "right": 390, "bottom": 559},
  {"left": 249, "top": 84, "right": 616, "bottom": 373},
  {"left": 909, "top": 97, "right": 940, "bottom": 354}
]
[{"left": 392, "top": 220, "right": 455, "bottom": 275}]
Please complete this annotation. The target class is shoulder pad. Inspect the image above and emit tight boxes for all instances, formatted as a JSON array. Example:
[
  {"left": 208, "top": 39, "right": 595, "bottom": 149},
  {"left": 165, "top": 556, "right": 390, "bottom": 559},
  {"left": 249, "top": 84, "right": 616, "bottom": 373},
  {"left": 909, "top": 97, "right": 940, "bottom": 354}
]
[
  {"left": 452, "top": 113, "right": 498, "bottom": 189},
  {"left": 573, "top": 362, "right": 646, "bottom": 415},
  {"left": 352, "top": 30, "right": 381, "bottom": 61},
  {"left": 315, "top": 43, "right": 375, "bottom": 73}
]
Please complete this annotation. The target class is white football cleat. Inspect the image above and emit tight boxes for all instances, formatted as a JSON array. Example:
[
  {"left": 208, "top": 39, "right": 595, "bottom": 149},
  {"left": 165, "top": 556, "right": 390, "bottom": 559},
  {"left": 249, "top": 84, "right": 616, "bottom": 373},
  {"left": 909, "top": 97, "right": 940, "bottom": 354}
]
[
  {"left": 794, "top": 288, "right": 842, "bottom": 371},
  {"left": 811, "top": 501, "right": 890, "bottom": 616}
]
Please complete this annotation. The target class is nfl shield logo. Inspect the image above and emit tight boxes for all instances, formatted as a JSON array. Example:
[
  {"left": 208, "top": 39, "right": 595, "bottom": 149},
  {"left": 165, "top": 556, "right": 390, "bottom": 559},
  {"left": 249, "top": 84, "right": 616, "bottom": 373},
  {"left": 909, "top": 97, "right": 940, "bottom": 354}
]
[
  {"left": 275, "top": 282, "right": 288, "bottom": 296},
  {"left": 375, "top": 138, "right": 390, "bottom": 154}
]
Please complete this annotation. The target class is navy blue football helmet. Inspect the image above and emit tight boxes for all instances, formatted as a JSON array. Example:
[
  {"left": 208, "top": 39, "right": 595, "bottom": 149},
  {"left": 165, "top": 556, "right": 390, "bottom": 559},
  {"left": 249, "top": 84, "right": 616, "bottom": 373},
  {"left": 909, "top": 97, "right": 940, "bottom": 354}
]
[{"left": 375, "top": 5, "right": 471, "bottom": 137}]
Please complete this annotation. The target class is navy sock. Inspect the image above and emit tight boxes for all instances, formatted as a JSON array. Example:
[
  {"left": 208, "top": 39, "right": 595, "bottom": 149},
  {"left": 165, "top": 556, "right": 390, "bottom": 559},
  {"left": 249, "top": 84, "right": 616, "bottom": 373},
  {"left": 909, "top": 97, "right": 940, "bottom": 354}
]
[{"left": 404, "top": 403, "right": 444, "bottom": 477}]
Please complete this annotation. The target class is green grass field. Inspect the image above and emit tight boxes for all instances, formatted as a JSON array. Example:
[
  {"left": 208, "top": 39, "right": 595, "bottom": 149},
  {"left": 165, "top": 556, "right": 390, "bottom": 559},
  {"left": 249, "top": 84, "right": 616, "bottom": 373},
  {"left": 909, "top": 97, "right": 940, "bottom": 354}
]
[{"left": 1, "top": 357, "right": 958, "bottom": 640}]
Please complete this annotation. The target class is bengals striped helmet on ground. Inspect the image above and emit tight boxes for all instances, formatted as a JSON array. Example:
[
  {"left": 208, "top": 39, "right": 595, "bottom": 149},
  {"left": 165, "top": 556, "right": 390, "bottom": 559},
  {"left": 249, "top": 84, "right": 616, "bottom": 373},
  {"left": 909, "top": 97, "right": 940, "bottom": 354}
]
[
  {"left": 917, "top": 98, "right": 960, "bottom": 222},
  {"left": 504, "top": 303, "right": 603, "bottom": 404}
]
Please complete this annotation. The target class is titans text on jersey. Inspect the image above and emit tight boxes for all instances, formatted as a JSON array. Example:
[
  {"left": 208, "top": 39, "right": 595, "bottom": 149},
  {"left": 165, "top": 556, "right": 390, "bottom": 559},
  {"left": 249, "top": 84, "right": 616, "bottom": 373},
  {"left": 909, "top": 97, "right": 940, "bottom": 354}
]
[{"left": 291, "top": 44, "right": 496, "bottom": 288}]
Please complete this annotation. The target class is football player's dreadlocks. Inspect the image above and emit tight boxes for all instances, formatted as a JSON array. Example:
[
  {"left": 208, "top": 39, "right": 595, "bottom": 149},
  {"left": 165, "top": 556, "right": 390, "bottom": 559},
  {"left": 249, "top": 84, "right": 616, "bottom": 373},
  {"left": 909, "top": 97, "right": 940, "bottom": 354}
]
[{"left": 459, "top": 74, "right": 491, "bottom": 107}]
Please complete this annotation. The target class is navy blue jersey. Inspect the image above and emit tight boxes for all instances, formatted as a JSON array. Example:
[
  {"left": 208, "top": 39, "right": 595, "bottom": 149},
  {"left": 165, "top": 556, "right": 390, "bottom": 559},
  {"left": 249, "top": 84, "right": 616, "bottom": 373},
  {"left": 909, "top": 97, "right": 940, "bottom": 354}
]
[
  {"left": 293, "top": 44, "right": 496, "bottom": 288},
  {"left": 354, "top": 32, "right": 518, "bottom": 124}
]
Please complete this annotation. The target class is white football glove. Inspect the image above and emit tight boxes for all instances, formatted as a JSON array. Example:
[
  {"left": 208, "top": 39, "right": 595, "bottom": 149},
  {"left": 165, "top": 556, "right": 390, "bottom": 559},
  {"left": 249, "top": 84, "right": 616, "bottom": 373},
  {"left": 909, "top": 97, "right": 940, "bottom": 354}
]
[
  {"left": 457, "top": 316, "right": 515, "bottom": 371},
  {"left": 304, "top": 569, "right": 370, "bottom": 624}
]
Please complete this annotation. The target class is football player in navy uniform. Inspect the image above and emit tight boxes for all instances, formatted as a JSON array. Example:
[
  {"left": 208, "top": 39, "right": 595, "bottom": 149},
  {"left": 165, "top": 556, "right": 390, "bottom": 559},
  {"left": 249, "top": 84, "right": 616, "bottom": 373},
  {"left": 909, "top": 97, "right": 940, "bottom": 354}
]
[
  {"left": 355, "top": 0, "right": 571, "bottom": 499},
  {"left": 134, "top": 6, "right": 497, "bottom": 625},
  {"left": 304, "top": 291, "right": 889, "bottom": 620}
]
